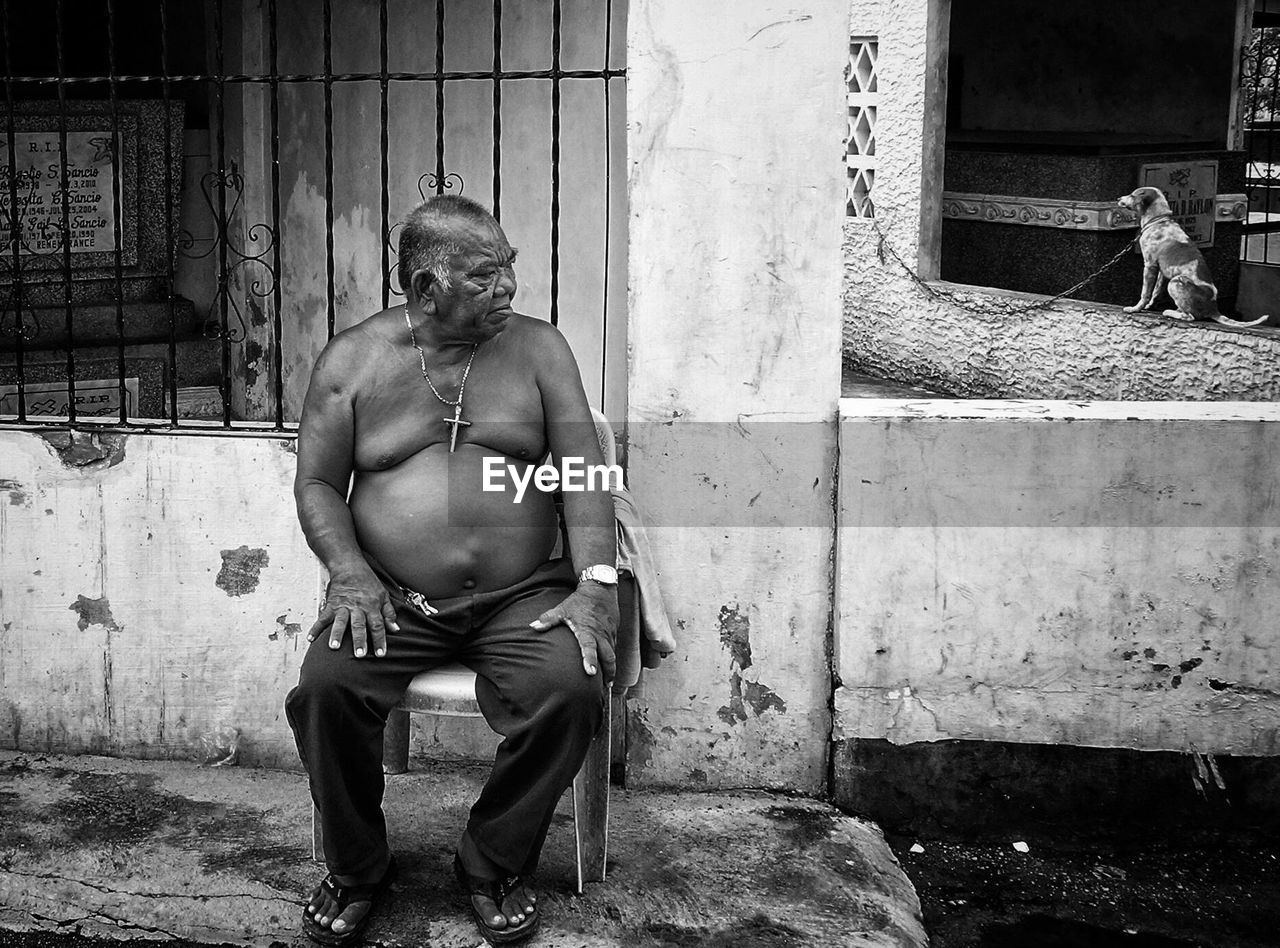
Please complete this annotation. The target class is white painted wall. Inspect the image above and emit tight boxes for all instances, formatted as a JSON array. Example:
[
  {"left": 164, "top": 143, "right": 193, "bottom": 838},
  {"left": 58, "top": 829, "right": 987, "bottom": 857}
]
[
  {"left": 0, "top": 431, "right": 317, "bottom": 767},
  {"left": 624, "top": 1, "right": 846, "bottom": 792},
  {"left": 0, "top": 428, "right": 559, "bottom": 767},
  {"left": 0, "top": 0, "right": 852, "bottom": 792},
  {"left": 835, "top": 400, "right": 1280, "bottom": 755}
]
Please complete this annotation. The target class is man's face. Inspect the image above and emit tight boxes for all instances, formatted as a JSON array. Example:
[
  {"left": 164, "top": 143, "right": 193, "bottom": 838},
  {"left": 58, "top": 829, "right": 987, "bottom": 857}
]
[{"left": 431, "top": 217, "right": 518, "bottom": 343}]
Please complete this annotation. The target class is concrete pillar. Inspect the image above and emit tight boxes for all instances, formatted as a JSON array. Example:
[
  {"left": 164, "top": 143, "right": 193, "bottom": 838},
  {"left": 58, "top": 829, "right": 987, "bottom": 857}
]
[{"left": 625, "top": 1, "right": 846, "bottom": 791}]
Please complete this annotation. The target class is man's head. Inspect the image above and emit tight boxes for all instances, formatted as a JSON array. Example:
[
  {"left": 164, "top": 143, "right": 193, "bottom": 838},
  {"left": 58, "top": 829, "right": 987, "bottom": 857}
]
[
  {"left": 399, "top": 195, "right": 518, "bottom": 342},
  {"left": 398, "top": 195, "right": 494, "bottom": 293}
]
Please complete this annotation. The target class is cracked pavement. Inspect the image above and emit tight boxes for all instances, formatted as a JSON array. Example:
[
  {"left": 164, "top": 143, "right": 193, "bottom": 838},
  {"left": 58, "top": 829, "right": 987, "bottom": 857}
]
[{"left": 0, "top": 751, "right": 926, "bottom": 947}]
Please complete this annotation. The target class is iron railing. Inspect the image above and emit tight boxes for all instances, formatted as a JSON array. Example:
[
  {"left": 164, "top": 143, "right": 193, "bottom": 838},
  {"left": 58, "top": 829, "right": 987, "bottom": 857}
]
[
  {"left": 1243, "top": 11, "right": 1280, "bottom": 263},
  {"left": 0, "top": 0, "right": 626, "bottom": 431}
]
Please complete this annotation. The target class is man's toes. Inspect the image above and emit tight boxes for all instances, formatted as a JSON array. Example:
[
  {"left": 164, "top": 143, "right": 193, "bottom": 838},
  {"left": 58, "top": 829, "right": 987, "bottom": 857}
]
[
  {"left": 331, "top": 901, "right": 370, "bottom": 934},
  {"left": 475, "top": 896, "right": 508, "bottom": 930},
  {"left": 501, "top": 894, "right": 530, "bottom": 925},
  {"left": 308, "top": 889, "right": 334, "bottom": 925},
  {"left": 510, "top": 883, "right": 536, "bottom": 916}
]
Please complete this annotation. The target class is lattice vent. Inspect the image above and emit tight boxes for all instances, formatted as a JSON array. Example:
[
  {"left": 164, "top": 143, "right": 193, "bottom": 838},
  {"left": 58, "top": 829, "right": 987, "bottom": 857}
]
[{"left": 846, "top": 36, "right": 878, "bottom": 218}]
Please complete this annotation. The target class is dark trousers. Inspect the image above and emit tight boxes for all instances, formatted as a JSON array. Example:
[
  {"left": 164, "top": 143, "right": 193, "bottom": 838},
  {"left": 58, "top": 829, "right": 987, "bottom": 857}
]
[{"left": 285, "top": 556, "right": 605, "bottom": 879}]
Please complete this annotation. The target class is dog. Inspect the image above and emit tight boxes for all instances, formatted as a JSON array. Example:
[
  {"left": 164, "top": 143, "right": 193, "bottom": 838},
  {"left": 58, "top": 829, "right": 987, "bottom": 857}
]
[{"left": 1116, "top": 186, "right": 1271, "bottom": 327}]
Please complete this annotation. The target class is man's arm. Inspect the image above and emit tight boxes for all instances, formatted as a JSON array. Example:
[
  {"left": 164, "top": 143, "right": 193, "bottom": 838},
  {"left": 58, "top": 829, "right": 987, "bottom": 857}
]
[
  {"left": 527, "top": 323, "right": 619, "bottom": 679},
  {"left": 294, "top": 340, "right": 402, "bottom": 659}
]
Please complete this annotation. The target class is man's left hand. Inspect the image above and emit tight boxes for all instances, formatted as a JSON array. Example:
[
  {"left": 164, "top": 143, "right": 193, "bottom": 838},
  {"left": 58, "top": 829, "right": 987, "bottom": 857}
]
[{"left": 530, "top": 583, "right": 619, "bottom": 679}]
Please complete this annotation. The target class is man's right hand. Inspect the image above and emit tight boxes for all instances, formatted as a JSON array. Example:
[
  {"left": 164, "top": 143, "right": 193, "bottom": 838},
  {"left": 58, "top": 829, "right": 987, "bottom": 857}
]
[{"left": 307, "top": 564, "right": 401, "bottom": 659}]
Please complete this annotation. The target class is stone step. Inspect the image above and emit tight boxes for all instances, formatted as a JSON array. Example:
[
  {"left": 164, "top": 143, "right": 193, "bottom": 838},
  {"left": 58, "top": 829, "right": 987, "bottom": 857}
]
[
  {"left": 175, "top": 385, "right": 224, "bottom": 420},
  {"left": 0, "top": 335, "right": 223, "bottom": 389},
  {"left": 0, "top": 298, "right": 198, "bottom": 349}
]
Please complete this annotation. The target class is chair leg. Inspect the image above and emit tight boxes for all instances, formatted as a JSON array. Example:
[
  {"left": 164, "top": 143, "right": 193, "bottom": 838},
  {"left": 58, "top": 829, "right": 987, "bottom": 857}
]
[
  {"left": 312, "top": 803, "right": 324, "bottom": 862},
  {"left": 571, "top": 699, "right": 611, "bottom": 892},
  {"left": 383, "top": 707, "right": 410, "bottom": 775}
]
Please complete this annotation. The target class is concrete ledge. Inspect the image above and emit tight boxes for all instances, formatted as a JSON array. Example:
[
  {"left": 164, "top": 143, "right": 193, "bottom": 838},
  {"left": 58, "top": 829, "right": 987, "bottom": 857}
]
[
  {"left": 835, "top": 399, "right": 1280, "bottom": 756},
  {"left": 839, "top": 397, "right": 1280, "bottom": 421},
  {"left": 843, "top": 221, "right": 1280, "bottom": 401}
]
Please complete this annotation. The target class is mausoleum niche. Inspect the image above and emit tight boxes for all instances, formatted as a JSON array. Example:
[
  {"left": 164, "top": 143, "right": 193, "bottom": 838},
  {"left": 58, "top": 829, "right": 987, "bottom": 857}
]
[
  {"left": 0, "top": 2, "right": 214, "bottom": 423},
  {"left": 939, "top": 0, "right": 1267, "bottom": 326}
]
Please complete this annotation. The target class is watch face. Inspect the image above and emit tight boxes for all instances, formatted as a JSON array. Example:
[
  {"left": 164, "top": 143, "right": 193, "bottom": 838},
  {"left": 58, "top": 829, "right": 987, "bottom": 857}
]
[{"left": 582, "top": 566, "right": 618, "bottom": 584}]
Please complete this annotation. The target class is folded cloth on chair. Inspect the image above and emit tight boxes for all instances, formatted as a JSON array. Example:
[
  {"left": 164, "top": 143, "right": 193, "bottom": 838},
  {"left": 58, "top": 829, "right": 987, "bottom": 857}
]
[{"left": 612, "top": 487, "right": 678, "bottom": 670}]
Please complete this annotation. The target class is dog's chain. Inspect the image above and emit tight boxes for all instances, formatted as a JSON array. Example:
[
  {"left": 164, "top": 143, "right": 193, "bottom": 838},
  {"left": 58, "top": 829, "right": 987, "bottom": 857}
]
[{"left": 870, "top": 220, "right": 1138, "bottom": 317}]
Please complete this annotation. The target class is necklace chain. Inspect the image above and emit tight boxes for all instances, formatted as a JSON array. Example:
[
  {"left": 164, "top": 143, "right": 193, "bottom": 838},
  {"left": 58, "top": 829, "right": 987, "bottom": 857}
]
[{"left": 404, "top": 303, "right": 478, "bottom": 408}]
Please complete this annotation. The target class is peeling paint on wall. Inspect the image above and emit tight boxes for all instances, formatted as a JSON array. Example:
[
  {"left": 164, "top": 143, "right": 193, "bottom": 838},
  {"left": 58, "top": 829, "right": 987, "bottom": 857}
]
[
  {"left": 0, "top": 479, "right": 28, "bottom": 506},
  {"left": 743, "top": 678, "right": 787, "bottom": 716},
  {"left": 215, "top": 546, "right": 270, "bottom": 597},
  {"left": 719, "top": 675, "right": 749, "bottom": 725},
  {"left": 720, "top": 672, "right": 789, "bottom": 723},
  {"left": 269, "top": 614, "right": 302, "bottom": 641},
  {"left": 716, "top": 604, "right": 788, "bottom": 725},
  {"left": 69, "top": 596, "right": 121, "bottom": 633},
  {"left": 718, "top": 604, "right": 753, "bottom": 669},
  {"left": 626, "top": 706, "right": 656, "bottom": 774},
  {"left": 243, "top": 338, "right": 265, "bottom": 388},
  {"left": 40, "top": 431, "right": 128, "bottom": 470}
]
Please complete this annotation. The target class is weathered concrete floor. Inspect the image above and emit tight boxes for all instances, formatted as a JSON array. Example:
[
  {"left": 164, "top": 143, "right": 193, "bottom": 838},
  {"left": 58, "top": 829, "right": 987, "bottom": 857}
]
[{"left": 0, "top": 751, "right": 926, "bottom": 948}]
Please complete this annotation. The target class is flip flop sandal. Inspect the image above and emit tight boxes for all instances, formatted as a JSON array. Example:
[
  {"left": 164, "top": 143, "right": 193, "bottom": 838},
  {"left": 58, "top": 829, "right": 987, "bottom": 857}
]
[
  {"left": 302, "top": 855, "right": 399, "bottom": 946},
  {"left": 453, "top": 854, "right": 541, "bottom": 945}
]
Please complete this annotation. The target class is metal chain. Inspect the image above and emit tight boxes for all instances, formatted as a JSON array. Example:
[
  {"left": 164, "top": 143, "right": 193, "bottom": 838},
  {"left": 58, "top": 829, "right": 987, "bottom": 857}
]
[
  {"left": 404, "top": 303, "right": 478, "bottom": 408},
  {"left": 871, "top": 220, "right": 1139, "bottom": 317}
]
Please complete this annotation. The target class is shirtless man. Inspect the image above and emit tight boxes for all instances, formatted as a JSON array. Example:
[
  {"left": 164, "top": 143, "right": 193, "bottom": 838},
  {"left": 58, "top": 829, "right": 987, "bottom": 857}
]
[{"left": 286, "top": 195, "right": 618, "bottom": 946}]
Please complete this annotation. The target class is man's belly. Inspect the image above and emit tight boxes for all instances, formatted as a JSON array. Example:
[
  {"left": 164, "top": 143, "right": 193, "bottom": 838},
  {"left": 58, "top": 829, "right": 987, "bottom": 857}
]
[{"left": 349, "top": 444, "right": 559, "bottom": 598}]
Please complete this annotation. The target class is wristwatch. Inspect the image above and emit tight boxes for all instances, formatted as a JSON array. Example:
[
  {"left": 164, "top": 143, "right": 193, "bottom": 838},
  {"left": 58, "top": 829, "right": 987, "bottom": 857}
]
[{"left": 578, "top": 564, "right": 618, "bottom": 586}]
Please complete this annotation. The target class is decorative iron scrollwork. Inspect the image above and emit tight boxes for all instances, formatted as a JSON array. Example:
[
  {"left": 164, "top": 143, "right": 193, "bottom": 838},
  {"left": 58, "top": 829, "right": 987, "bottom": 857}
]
[
  {"left": 418, "top": 172, "right": 463, "bottom": 201},
  {"left": 179, "top": 163, "right": 277, "bottom": 344},
  {"left": 382, "top": 172, "right": 466, "bottom": 298},
  {"left": 0, "top": 292, "right": 38, "bottom": 342}
]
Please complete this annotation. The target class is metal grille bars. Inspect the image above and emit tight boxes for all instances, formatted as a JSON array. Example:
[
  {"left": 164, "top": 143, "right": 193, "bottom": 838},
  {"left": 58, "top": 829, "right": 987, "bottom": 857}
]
[{"left": 0, "top": 0, "right": 625, "bottom": 432}]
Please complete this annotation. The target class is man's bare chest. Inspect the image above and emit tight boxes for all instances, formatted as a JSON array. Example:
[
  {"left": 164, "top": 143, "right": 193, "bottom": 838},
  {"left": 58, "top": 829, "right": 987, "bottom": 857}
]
[{"left": 353, "top": 364, "right": 546, "bottom": 471}]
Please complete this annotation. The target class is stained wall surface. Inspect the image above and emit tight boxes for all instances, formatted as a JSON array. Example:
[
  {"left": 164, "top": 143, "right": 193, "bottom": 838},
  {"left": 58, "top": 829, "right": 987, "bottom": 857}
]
[
  {"left": 0, "top": 430, "right": 507, "bottom": 766},
  {"left": 624, "top": 0, "right": 847, "bottom": 792},
  {"left": 835, "top": 401, "right": 1280, "bottom": 755},
  {"left": 0, "top": 431, "right": 316, "bottom": 767},
  {"left": 0, "top": 2, "right": 851, "bottom": 789}
]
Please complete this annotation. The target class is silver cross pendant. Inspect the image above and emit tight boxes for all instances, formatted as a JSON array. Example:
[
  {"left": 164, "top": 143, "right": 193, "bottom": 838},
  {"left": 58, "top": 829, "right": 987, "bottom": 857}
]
[{"left": 444, "top": 403, "right": 471, "bottom": 452}]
